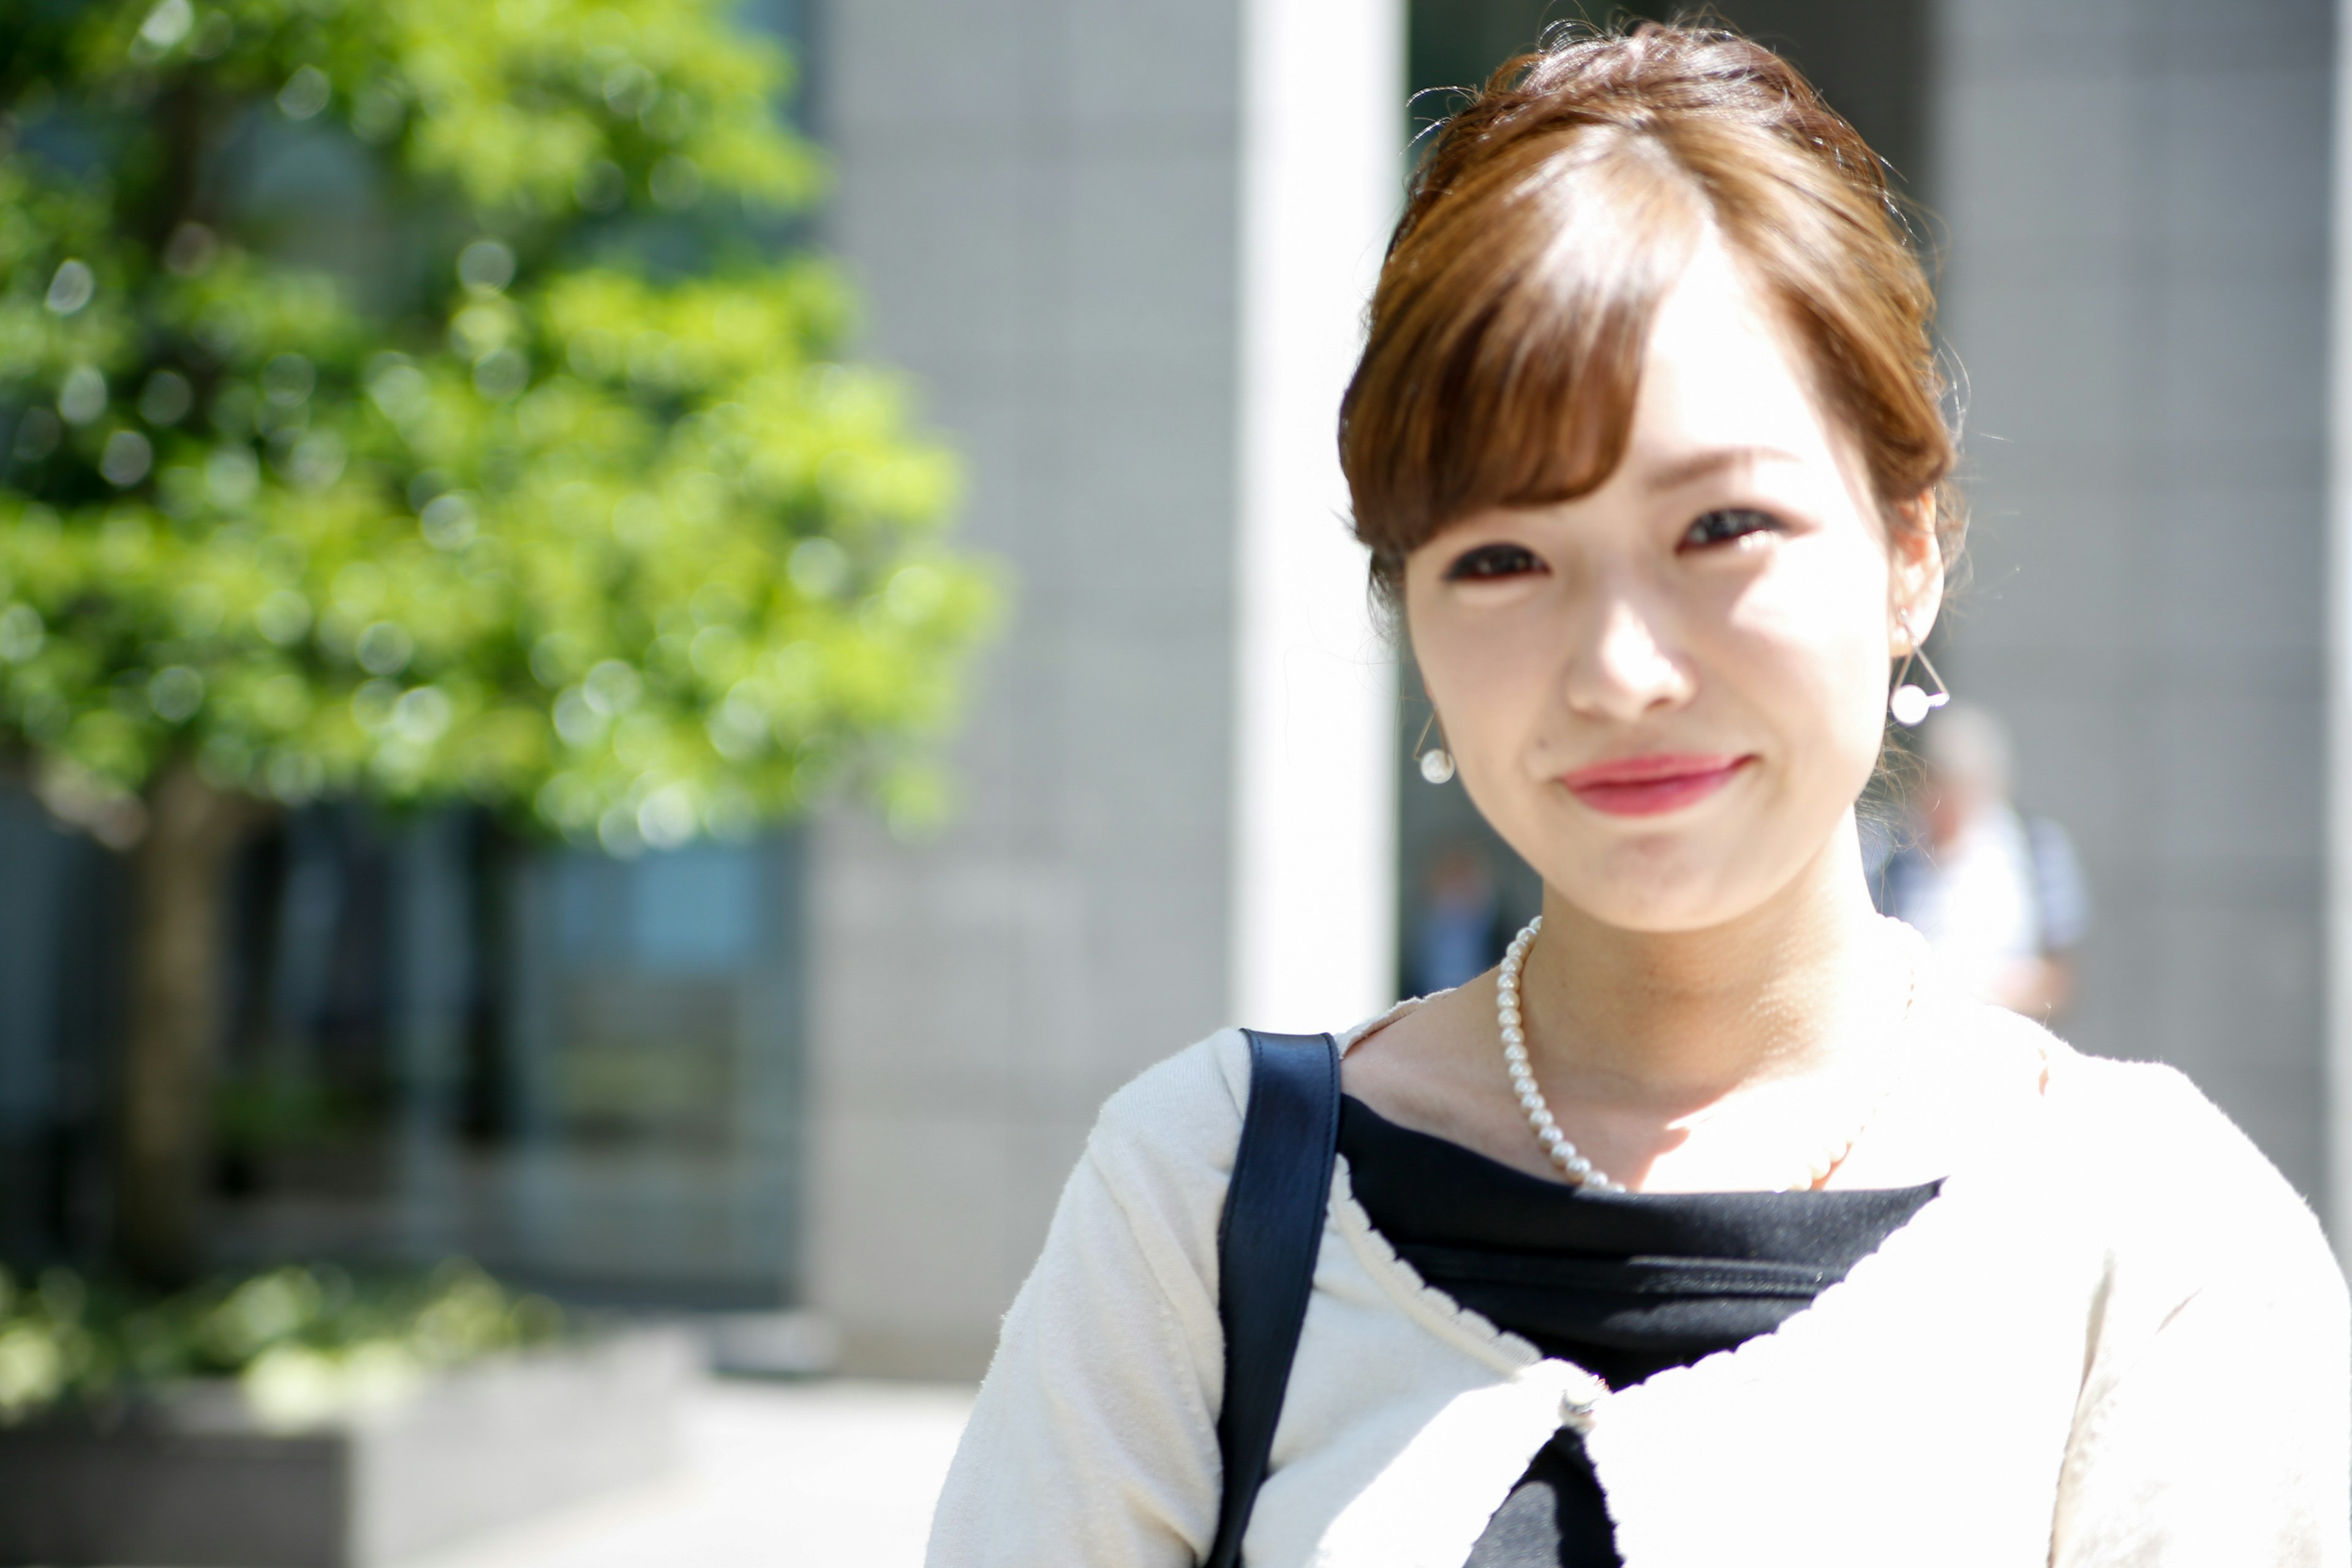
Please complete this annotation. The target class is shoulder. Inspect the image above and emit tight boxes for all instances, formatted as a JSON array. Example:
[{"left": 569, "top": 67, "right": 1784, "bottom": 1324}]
[
  {"left": 1907, "top": 984, "right": 2331, "bottom": 1272},
  {"left": 1088, "top": 1017, "right": 1387, "bottom": 1184},
  {"left": 1910, "top": 1001, "right": 2345, "bottom": 1368},
  {"left": 1068, "top": 1028, "right": 1257, "bottom": 1294},
  {"left": 1087, "top": 1026, "right": 1254, "bottom": 1186},
  {"left": 2041, "top": 1042, "right": 2296, "bottom": 1202},
  {"left": 2035, "top": 1040, "right": 2340, "bottom": 1302}
]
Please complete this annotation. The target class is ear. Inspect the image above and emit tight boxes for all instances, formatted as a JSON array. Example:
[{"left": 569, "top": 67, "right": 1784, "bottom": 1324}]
[{"left": 1887, "top": 490, "right": 1943, "bottom": 651}]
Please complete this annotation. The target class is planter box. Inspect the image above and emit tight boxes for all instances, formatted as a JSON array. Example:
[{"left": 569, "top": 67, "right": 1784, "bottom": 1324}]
[{"left": 0, "top": 1328, "right": 693, "bottom": 1567}]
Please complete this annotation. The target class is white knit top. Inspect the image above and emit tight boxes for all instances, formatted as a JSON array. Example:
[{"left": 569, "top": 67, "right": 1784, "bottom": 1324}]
[{"left": 926, "top": 993, "right": 2351, "bottom": 1567}]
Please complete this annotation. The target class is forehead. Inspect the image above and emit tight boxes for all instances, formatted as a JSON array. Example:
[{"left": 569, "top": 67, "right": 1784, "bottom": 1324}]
[{"left": 1624, "top": 235, "right": 1851, "bottom": 482}]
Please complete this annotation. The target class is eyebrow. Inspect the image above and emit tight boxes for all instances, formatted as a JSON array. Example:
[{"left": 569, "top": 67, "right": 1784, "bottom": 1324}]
[{"left": 1637, "top": 445, "right": 1805, "bottom": 494}]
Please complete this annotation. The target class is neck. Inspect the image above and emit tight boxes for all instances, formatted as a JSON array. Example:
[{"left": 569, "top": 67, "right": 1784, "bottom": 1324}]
[{"left": 1523, "top": 815, "right": 1895, "bottom": 1112}]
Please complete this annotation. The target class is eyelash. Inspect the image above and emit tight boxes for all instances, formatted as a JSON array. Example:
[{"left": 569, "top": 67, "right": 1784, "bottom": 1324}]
[
  {"left": 1442, "top": 543, "right": 1543, "bottom": 581},
  {"left": 1680, "top": 508, "right": 1782, "bottom": 549},
  {"left": 1441, "top": 509, "right": 1785, "bottom": 580}
]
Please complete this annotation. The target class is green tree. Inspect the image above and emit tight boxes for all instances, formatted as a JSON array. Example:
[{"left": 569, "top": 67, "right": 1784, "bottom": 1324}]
[{"left": 0, "top": 0, "right": 995, "bottom": 1283}]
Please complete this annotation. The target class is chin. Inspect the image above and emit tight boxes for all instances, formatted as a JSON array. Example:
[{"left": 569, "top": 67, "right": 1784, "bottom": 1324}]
[
  {"left": 1547, "top": 842, "right": 1776, "bottom": 933},
  {"left": 1567, "top": 884, "right": 1754, "bottom": 935},
  {"left": 1533, "top": 823, "right": 1806, "bottom": 930}
]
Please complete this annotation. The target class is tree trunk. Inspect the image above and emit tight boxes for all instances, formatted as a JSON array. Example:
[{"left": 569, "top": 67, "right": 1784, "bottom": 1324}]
[{"left": 116, "top": 761, "right": 251, "bottom": 1286}]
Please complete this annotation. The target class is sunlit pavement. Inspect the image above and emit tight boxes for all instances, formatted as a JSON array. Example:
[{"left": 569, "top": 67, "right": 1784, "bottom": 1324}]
[{"left": 404, "top": 1378, "right": 976, "bottom": 1568}]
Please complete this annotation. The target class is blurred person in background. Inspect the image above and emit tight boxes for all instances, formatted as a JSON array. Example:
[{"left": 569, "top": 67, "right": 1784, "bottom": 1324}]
[
  {"left": 1869, "top": 703, "right": 2088, "bottom": 1019},
  {"left": 928, "top": 22, "right": 2346, "bottom": 1568},
  {"left": 1408, "top": 839, "right": 1509, "bottom": 996}
]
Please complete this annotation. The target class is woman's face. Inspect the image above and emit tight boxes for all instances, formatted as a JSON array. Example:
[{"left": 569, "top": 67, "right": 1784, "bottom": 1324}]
[{"left": 1402, "top": 235, "right": 1938, "bottom": 933}]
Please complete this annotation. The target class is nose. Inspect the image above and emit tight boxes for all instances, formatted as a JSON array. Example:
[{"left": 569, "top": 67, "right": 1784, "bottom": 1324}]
[{"left": 1560, "top": 589, "right": 1693, "bottom": 723}]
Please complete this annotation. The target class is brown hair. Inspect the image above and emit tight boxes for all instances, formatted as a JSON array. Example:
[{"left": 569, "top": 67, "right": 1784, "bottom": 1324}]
[{"left": 1340, "top": 21, "right": 1961, "bottom": 597}]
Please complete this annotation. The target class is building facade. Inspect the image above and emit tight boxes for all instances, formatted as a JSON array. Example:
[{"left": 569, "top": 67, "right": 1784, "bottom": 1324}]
[
  {"left": 807, "top": 0, "right": 1401, "bottom": 1374},
  {"left": 0, "top": 0, "right": 2343, "bottom": 1376},
  {"left": 1933, "top": 0, "right": 2335, "bottom": 1204}
]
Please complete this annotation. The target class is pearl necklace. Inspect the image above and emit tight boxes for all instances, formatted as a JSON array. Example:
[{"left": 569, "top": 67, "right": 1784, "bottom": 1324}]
[{"left": 1497, "top": 915, "right": 1912, "bottom": 1193}]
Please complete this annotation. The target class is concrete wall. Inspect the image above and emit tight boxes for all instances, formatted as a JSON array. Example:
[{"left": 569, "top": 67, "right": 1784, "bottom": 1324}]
[
  {"left": 806, "top": 0, "right": 1249, "bottom": 1374},
  {"left": 809, "top": 0, "right": 1401, "bottom": 1375},
  {"left": 1932, "top": 0, "right": 2334, "bottom": 1202},
  {"left": 809, "top": 2, "right": 1250, "bottom": 1375}
]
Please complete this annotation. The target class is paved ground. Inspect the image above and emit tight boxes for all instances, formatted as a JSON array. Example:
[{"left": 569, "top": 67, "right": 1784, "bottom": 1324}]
[{"left": 408, "top": 1379, "right": 976, "bottom": 1568}]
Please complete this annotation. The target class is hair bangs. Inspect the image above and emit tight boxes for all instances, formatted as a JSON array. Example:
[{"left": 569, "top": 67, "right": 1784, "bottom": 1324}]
[
  {"left": 1341, "top": 22, "right": 1961, "bottom": 605},
  {"left": 1343, "top": 133, "right": 1705, "bottom": 584}
]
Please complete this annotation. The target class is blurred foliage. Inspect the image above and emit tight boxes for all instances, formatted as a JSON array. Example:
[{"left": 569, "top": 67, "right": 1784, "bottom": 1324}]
[
  {"left": 0, "top": 0, "right": 995, "bottom": 847},
  {"left": 213, "top": 1059, "right": 350, "bottom": 1157},
  {"left": 0, "top": 1257, "right": 565, "bottom": 1428}
]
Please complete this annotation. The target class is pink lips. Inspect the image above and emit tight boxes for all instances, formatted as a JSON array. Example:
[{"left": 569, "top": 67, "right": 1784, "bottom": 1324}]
[{"left": 1559, "top": 752, "right": 1753, "bottom": 817}]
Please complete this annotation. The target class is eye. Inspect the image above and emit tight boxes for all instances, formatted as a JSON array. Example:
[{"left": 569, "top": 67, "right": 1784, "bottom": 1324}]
[
  {"left": 1679, "top": 507, "right": 1782, "bottom": 550},
  {"left": 1442, "top": 542, "right": 1544, "bottom": 581}
]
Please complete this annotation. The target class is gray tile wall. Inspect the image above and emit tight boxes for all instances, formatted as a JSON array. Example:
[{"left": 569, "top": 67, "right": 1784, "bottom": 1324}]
[
  {"left": 1931, "top": 0, "right": 2334, "bottom": 1202},
  {"left": 809, "top": 0, "right": 1246, "bottom": 1374}
]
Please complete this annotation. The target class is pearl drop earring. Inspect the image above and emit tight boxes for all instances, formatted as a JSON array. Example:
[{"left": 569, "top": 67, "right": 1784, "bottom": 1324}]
[
  {"left": 1888, "top": 617, "right": 1951, "bottom": 726},
  {"left": 1412, "top": 712, "right": 1455, "bottom": 784}
]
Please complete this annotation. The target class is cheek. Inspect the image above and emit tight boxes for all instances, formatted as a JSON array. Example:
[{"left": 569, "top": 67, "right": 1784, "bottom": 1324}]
[
  {"left": 1405, "top": 604, "right": 1573, "bottom": 832},
  {"left": 1727, "top": 542, "right": 1890, "bottom": 767},
  {"left": 1415, "top": 615, "right": 1547, "bottom": 755}
]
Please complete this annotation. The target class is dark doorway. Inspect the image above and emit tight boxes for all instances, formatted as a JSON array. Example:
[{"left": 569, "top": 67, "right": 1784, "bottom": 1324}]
[{"left": 1409, "top": 1, "right": 1930, "bottom": 197}]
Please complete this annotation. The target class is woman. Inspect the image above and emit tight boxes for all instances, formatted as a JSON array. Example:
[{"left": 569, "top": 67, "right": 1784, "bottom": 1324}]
[{"left": 927, "top": 23, "right": 2348, "bottom": 1567}]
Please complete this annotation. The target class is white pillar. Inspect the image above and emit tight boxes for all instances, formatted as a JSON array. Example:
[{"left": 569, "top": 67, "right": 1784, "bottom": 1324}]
[
  {"left": 1232, "top": 0, "right": 1404, "bottom": 1032},
  {"left": 2326, "top": 0, "right": 2352, "bottom": 1264}
]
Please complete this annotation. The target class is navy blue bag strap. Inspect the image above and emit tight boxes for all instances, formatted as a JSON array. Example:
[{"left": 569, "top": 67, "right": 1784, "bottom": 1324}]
[{"left": 1207, "top": 1029, "right": 1341, "bottom": 1568}]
